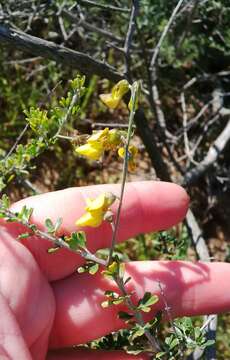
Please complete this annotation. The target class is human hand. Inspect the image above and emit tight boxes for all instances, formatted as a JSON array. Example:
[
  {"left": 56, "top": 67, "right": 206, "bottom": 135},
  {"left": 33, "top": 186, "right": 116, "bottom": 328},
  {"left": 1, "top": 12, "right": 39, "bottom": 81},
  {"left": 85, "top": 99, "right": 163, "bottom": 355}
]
[{"left": 1, "top": 181, "right": 230, "bottom": 360}]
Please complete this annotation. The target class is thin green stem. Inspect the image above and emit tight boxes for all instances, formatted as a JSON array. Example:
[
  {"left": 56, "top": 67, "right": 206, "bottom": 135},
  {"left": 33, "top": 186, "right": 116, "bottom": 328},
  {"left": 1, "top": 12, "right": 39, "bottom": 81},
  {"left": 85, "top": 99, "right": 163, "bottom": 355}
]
[
  {"left": 106, "top": 82, "right": 161, "bottom": 353},
  {"left": 107, "top": 83, "right": 139, "bottom": 265}
]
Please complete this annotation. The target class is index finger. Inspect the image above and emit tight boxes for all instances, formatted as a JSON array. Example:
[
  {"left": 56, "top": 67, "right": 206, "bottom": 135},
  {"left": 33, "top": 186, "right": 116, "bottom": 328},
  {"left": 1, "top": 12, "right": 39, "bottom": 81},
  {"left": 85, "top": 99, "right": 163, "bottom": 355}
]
[{"left": 7, "top": 181, "right": 189, "bottom": 280}]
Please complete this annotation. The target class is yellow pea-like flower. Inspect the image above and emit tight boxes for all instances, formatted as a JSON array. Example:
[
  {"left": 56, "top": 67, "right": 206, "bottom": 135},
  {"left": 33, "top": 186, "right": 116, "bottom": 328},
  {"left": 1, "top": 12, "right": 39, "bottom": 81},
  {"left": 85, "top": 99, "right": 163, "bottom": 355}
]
[
  {"left": 76, "top": 127, "right": 125, "bottom": 161},
  {"left": 99, "top": 93, "right": 121, "bottom": 109},
  {"left": 76, "top": 192, "right": 116, "bottom": 228},
  {"left": 106, "top": 129, "right": 123, "bottom": 150},
  {"left": 76, "top": 211, "right": 103, "bottom": 228},
  {"left": 118, "top": 145, "right": 138, "bottom": 172},
  {"left": 88, "top": 128, "right": 123, "bottom": 151},
  {"left": 87, "top": 128, "right": 110, "bottom": 144},
  {"left": 75, "top": 142, "right": 104, "bottom": 161},
  {"left": 111, "top": 79, "right": 130, "bottom": 99},
  {"left": 86, "top": 192, "right": 116, "bottom": 213},
  {"left": 100, "top": 80, "right": 130, "bottom": 109}
]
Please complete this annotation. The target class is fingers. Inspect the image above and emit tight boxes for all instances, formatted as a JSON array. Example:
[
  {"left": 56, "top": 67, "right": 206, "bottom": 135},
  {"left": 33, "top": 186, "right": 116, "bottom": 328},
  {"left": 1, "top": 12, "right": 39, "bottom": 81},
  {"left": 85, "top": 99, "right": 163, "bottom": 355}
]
[
  {"left": 9, "top": 181, "right": 189, "bottom": 280},
  {"left": 0, "top": 293, "right": 32, "bottom": 360},
  {"left": 47, "top": 349, "right": 149, "bottom": 360},
  {"left": 49, "top": 261, "right": 230, "bottom": 349},
  {"left": 0, "top": 227, "right": 55, "bottom": 359}
]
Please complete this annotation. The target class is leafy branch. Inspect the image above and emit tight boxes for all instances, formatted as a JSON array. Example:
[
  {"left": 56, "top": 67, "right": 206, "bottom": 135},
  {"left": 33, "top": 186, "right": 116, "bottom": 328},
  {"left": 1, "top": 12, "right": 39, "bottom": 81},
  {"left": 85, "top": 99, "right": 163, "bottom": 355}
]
[
  {"left": 0, "top": 195, "right": 106, "bottom": 266},
  {"left": 0, "top": 75, "right": 85, "bottom": 192}
]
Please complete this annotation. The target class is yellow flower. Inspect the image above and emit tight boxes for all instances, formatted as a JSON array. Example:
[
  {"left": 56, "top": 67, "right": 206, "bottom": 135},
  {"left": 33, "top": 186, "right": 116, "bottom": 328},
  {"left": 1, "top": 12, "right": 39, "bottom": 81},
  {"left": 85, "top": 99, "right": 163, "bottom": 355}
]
[
  {"left": 88, "top": 128, "right": 123, "bottom": 151},
  {"left": 85, "top": 192, "right": 116, "bottom": 212},
  {"left": 76, "top": 192, "right": 116, "bottom": 228},
  {"left": 118, "top": 145, "right": 138, "bottom": 172},
  {"left": 106, "top": 129, "right": 123, "bottom": 150},
  {"left": 99, "top": 93, "right": 121, "bottom": 109},
  {"left": 75, "top": 127, "right": 125, "bottom": 161},
  {"left": 111, "top": 79, "right": 130, "bottom": 99},
  {"left": 99, "top": 80, "right": 130, "bottom": 109},
  {"left": 87, "top": 128, "right": 110, "bottom": 143},
  {"left": 75, "top": 142, "right": 104, "bottom": 161},
  {"left": 76, "top": 211, "right": 103, "bottom": 228}
]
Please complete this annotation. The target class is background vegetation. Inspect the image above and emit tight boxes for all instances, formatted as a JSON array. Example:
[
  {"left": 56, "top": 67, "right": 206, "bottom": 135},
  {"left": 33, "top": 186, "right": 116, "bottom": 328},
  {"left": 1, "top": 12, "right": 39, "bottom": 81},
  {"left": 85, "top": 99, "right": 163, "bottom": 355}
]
[{"left": 0, "top": 0, "right": 230, "bottom": 358}]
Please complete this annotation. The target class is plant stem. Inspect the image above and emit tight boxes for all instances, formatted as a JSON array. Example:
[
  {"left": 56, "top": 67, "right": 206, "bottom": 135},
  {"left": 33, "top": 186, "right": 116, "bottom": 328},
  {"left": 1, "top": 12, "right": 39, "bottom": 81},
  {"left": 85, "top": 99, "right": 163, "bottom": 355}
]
[
  {"left": 56, "top": 134, "right": 76, "bottom": 140},
  {"left": 107, "top": 82, "right": 161, "bottom": 353},
  {"left": 115, "top": 275, "right": 161, "bottom": 352},
  {"left": 0, "top": 204, "right": 106, "bottom": 266},
  {"left": 5, "top": 123, "right": 29, "bottom": 160},
  {"left": 107, "top": 83, "right": 139, "bottom": 265},
  {"left": 55, "top": 91, "right": 79, "bottom": 138}
]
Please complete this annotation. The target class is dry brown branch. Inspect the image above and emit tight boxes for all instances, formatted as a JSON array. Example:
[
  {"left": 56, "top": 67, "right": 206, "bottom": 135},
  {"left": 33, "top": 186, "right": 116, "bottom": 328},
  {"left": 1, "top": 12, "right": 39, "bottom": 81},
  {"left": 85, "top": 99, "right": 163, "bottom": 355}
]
[
  {"left": 123, "top": 0, "right": 139, "bottom": 77},
  {"left": 62, "top": 9, "right": 124, "bottom": 44},
  {"left": 152, "top": 84, "right": 176, "bottom": 141},
  {"left": 184, "top": 119, "right": 230, "bottom": 186},
  {"left": 150, "top": 0, "right": 185, "bottom": 70},
  {"left": 176, "top": 0, "right": 199, "bottom": 50},
  {"left": 0, "top": 25, "right": 123, "bottom": 82},
  {"left": 133, "top": 108, "right": 171, "bottom": 181},
  {"left": 78, "top": 0, "right": 130, "bottom": 13},
  {"left": 180, "top": 92, "right": 197, "bottom": 166}
]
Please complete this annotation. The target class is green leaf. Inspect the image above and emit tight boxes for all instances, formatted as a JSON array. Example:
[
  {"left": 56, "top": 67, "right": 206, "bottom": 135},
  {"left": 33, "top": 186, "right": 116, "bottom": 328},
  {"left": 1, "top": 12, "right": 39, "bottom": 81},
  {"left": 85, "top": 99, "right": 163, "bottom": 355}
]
[
  {"left": 0, "top": 178, "right": 6, "bottom": 192},
  {"left": 71, "top": 105, "right": 80, "bottom": 115},
  {"left": 54, "top": 217, "right": 62, "bottom": 233},
  {"left": 45, "top": 218, "right": 55, "bottom": 233},
  {"left": 148, "top": 317, "right": 158, "bottom": 327},
  {"left": 202, "top": 340, "right": 215, "bottom": 348},
  {"left": 105, "top": 290, "right": 119, "bottom": 298},
  {"left": 194, "top": 327, "right": 201, "bottom": 339},
  {"left": 137, "top": 292, "right": 159, "bottom": 312},
  {"left": 77, "top": 261, "right": 98, "bottom": 275},
  {"left": 118, "top": 311, "right": 133, "bottom": 321},
  {"left": 24, "top": 107, "right": 50, "bottom": 136},
  {"left": 67, "top": 231, "right": 86, "bottom": 250},
  {"left": 107, "top": 261, "right": 119, "bottom": 274},
  {"left": 129, "top": 325, "right": 145, "bottom": 342},
  {"left": 29, "top": 224, "right": 37, "bottom": 232},
  {"left": 102, "top": 290, "right": 128, "bottom": 308},
  {"left": 103, "top": 260, "right": 125, "bottom": 280},
  {"left": 169, "top": 338, "right": 179, "bottom": 350},
  {"left": 138, "top": 306, "right": 151, "bottom": 313},
  {"left": 112, "top": 298, "right": 125, "bottom": 305},
  {"left": 156, "top": 352, "right": 167, "bottom": 359},
  {"left": 101, "top": 300, "right": 110, "bottom": 308},
  {"left": 125, "top": 346, "right": 144, "bottom": 355},
  {"left": 47, "top": 247, "right": 60, "bottom": 254},
  {"left": 19, "top": 206, "right": 33, "bottom": 223},
  {"left": 119, "top": 262, "right": 125, "bottom": 278},
  {"left": 17, "top": 232, "right": 31, "bottom": 239},
  {"left": 88, "top": 263, "right": 99, "bottom": 275},
  {"left": 1, "top": 194, "right": 10, "bottom": 209},
  {"left": 124, "top": 276, "right": 132, "bottom": 285},
  {"left": 77, "top": 266, "right": 86, "bottom": 274},
  {"left": 70, "top": 75, "right": 86, "bottom": 91}
]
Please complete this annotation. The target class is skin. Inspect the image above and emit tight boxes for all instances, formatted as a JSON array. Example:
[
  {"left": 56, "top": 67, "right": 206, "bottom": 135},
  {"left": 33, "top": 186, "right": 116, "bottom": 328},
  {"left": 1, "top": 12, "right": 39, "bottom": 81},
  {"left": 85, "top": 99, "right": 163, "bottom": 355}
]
[{"left": 0, "top": 181, "right": 230, "bottom": 359}]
